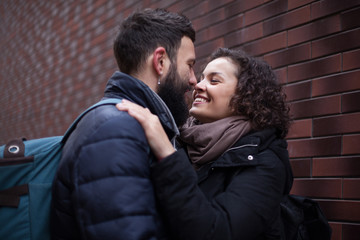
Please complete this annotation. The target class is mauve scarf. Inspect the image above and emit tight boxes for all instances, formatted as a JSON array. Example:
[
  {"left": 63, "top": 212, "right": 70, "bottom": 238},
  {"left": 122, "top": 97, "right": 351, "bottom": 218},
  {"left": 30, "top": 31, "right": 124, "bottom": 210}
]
[{"left": 179, "top": 116, "right": 252, "bottom": 169}]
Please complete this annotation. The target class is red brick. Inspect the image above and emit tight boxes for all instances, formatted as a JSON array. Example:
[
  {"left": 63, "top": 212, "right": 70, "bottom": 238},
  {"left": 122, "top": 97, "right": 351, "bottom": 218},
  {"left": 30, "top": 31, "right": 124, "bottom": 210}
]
[
  {"left": 224, "top": 23, "right": 263, "bottom": 47},
  {"left": 244, "top": 0, "right": 287, "bottom": 26},
  {"left": 93, "top": 0, "right": 107, "bottom": 10},
  {"left": 284, "top": 81, "right": 311, "bottom": 102},
  {"left": 263, "top": 6, "right": 310, "bottom": 35},
  {"left": 343, "top": 179, "right": 360, "bottom": 199},
  {"left": 192, "top": 8, "right": 225, "bottom": 32},
  {"left": 313, "top": 113, "right": 360, "bottom": 136},
  {"left": 290, "top": 95, "right": 341, "bottom": 119},
  {"left": 343, "top": 49, "right": 360, "bottom": 71},
  {"left": 288, "top": 15, "right": 341, "bottom": 46},
  {"left": 288, "top": 0, "right": 316, "bottom": 10},
  {"left": 287, "top": 136, "right": 341, "bottom": 158},
  {"left": 341, "top": 6, "right": 360, "bottom": 30},
  {"left": 204, "top": 15, "right": 244, "bottom": 40},
  {"left": 313, "top": 156, "right": 360, "bottom": 177},
  {"left": 179, "top": 1, "right": 211, "bottom": 15},
  {"left": 329, "top": 223, "right": 342, "bottom": 240},
  {"left": 182, "top": 1, "right": 208, "bottom": 19},
  {"left": 90, "top": 33, "right": 107, "bottom": 46},
  {"left": 167, "top": 0, "right": 203, "bottom": 13},
  {"left": 287, "top": 119, "right": 312, "bottom": 139},
  {"left": 224, "top": 0, "right": 265, "bottom": 17},
  {"left": 342, "top": 91, "right": 360, "bottom": 113},
  {"left": 274, "top": 67, "right": 287, "bottom": 84},
  {"left": 288, "top": 54, "right": 341, "bottom": 83},
  {"left": 192, "top": 1, "right": 243, "bottom": 32},
  {"left": 265, "top": 44, "right": 311, "bottom": 69},
  {"left": 242, "top": 31, "right": 287, "bottom": 56},
  {"left": 311, "top": 0, "right": 360, "bottom": 20},
  {"left": 207, "top": 0, "right": 234, "bottom": 12},
  {"left": 312, "top": 70, "right": 360, "bottom": 97},
  {"left": 291, "top": 179, "right": 342, "bottom": 198},
  {"left": 196, "top": 38, "right": 224, "bottom": 59},
  {"left": 194, "top": 58, "right": 207, "bottom": 74},
  {"left": 343, "top": 224, "right": 360, "bottom": 240},
  {"left": 318, "top": 200, "right": 360, "bottom": 222},
  {"left": 195, "top": 31, "right": 209, "bottom": 48},
  {"left": 343, "top": 134, "right": 360, "bottom": 155},
  {"left": 312, "top": 28, "right": 360, "bottom": 58},
  {"left": 290, "top": 159, "right": 311, "bottom": 177}
]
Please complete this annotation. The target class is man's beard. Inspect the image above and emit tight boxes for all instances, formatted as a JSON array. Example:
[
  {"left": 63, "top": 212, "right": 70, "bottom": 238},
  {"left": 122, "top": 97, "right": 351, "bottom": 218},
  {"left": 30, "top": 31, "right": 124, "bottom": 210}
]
[{"left": 158, "top": 65, "right": 190, "bottom": 127}]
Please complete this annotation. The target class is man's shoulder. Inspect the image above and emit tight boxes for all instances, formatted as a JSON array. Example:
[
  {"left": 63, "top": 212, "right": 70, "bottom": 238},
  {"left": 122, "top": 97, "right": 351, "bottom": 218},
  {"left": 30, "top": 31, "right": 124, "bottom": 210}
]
[
  {"left": 59, "top": 103, "right": 149, "bottom": 169},
  {"left": 65, "top": 104, "right": 145, "bottom": 149},
  {"left": 89, "top": 103, "right": 135, "bottom": 124},
  {"left": 83, "top": 104, "right": 144, "bottom": 137}
]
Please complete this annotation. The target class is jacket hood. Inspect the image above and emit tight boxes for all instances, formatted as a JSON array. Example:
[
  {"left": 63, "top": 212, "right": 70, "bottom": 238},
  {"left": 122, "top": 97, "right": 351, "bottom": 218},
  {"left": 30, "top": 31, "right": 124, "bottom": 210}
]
[{"left": 103, "top": 71, "right": 179, "bottom": 141}]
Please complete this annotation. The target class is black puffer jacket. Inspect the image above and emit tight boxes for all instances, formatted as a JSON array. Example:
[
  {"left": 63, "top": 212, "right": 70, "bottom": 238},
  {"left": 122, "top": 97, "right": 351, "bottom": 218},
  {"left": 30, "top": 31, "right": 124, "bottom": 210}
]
[
  {"left": 151, "top": 129, "right": 293, "bottom": 240},
  {"left": 51, "top": 71, "right": 178, "bottom": 240}
]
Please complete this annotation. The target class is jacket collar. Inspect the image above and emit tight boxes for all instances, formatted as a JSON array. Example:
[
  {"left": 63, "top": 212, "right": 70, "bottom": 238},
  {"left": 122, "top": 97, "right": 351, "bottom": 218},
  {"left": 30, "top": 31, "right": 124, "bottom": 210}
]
[
  {"left": 103, "top": 71, "right": 179, "bottom": 142},
  {"left": 212, "top": 129, "right": 277, "bottom": 167},
  {"left": 197, "top": 128, "right": 293, "bottom": 194}
]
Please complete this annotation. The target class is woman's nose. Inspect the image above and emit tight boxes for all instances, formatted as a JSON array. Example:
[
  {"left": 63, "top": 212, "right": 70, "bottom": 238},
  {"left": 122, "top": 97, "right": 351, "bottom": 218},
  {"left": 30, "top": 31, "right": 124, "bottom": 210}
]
[{"left": 194, "top": 79, "right": 206, "bottom": 91}]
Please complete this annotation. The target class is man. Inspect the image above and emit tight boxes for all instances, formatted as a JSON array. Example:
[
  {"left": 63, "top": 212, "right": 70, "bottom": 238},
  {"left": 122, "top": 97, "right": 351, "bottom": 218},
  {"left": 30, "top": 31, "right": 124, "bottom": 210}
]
[{"left": 51, "top": 8, "right": 196, "bottom": 240}]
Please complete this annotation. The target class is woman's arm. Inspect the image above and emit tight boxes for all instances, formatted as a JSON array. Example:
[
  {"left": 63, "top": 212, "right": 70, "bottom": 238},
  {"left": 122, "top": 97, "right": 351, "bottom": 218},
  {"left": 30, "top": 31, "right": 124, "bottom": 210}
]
[{"left": 117, "top": 99, "right": 175, "bottom": 160}]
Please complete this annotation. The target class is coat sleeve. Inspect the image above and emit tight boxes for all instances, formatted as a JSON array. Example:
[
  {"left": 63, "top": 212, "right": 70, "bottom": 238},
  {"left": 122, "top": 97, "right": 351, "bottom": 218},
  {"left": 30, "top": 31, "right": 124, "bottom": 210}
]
[
  {"left": 53, "top": 110, "right": 161, "bottom": 240},
  {"left": 151, "top": 149, "right": 286, "bottom": 240}
]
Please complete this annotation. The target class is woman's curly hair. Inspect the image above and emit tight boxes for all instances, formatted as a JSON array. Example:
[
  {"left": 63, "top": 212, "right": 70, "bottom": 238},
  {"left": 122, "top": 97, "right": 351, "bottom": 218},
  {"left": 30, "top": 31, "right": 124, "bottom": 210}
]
[{"left": 208, "top": 48, "right": 291, "bottom": 138}]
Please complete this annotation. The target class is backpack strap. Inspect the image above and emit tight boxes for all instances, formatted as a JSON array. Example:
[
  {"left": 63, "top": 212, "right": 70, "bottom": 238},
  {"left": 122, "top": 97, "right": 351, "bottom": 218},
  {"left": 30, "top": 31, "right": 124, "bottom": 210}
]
[
  {"left": 0, "top": 184, "right": 29, "bottom": 207},
  {"left": 62, "top": 98, "right": 122, "bottom": 143}
]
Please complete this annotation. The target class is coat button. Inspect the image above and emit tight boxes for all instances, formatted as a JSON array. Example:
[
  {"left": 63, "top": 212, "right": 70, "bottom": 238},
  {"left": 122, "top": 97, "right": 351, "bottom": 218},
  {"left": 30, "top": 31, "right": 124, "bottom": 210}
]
[{"left": 248, "top": 155, "right": 254, "bottom": 160}]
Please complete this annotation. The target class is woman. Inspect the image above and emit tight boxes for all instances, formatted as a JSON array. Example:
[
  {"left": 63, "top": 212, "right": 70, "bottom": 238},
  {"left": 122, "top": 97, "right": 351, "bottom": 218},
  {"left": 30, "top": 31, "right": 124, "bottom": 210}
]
[{"left": 117, "top": 48, "right": 293, "bottom": 240}]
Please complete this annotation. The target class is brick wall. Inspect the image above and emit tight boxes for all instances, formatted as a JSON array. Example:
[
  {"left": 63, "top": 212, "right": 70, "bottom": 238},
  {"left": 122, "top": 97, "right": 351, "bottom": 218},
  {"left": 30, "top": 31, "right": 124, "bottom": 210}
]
[{"left": 1, "top": 0, "right": 359, "bottom": 239}]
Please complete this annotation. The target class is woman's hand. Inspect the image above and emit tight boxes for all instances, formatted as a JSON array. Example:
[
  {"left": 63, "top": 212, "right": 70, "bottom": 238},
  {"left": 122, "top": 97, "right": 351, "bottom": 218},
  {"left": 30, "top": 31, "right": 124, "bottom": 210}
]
[{"left": 116, "top": 99, "right": 175, "bottom": 161}]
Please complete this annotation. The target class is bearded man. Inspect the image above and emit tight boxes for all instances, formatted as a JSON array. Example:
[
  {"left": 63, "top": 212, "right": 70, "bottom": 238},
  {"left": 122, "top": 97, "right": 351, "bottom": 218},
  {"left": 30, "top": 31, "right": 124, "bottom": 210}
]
[{"left": 51, "top": 8, "right": 196, "bottom": 240}]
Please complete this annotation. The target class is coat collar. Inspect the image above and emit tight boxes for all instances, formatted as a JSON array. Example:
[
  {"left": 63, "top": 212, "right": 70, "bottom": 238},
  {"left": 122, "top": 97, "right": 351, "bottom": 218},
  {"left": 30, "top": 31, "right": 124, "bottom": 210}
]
[
  {"left": 196, "top": 128, "right": 293, "bottom": 194},
  {"left": 212, "top": 129, "right": 277, "bottom": 167},
  {"left": 103, "top": 71, "right": 179, "bottom": 142}
]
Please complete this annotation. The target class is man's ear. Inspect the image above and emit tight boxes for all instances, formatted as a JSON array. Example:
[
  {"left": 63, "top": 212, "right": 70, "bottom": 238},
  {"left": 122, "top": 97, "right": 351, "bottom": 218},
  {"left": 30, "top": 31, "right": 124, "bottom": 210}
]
[{"left": 152, "top": 47, "right": 166, "bottom": 75}]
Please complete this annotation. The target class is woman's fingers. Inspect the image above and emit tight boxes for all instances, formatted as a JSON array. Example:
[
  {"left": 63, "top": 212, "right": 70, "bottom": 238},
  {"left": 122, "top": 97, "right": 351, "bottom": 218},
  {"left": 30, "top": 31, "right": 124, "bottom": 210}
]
[{"left": 116, "top": 99, "right": 150, "bottom": 124}]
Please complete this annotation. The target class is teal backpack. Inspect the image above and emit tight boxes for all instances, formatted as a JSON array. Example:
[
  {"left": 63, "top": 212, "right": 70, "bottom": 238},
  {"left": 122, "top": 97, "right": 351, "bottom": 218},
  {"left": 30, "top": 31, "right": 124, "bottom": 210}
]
[{"left": 0, "top": 98, "right": 122, "bottom": 240}]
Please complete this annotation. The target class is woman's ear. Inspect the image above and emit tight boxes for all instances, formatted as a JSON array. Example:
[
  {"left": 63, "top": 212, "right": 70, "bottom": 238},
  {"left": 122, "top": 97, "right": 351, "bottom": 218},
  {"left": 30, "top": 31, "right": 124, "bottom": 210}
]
[{"left": 153, "top": 47, "right": 166, "bottom": 76}]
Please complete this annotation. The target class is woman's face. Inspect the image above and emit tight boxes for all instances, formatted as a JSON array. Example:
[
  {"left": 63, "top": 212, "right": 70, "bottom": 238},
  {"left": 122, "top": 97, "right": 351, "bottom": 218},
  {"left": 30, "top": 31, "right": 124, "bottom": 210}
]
[{"left": 189, "top": 57, "right": 238, "bottom": 123}]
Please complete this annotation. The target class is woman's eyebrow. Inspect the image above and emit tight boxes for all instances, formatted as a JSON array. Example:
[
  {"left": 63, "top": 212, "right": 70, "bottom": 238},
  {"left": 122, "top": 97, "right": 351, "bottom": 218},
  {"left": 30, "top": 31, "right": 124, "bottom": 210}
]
[{"left": 204, "top": 72, "right": 224, "bottom": 78}]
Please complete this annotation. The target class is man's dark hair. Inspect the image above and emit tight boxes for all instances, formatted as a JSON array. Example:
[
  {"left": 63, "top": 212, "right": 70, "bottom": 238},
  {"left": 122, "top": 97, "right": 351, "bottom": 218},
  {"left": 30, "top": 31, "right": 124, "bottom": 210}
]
[{"left": 114, "top": 8, "right": 195, "bottom": 74}]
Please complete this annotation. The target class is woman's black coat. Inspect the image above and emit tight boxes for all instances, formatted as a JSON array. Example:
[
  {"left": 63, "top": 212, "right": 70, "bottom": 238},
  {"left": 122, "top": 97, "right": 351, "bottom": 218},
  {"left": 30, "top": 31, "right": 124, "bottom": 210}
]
[{"left": 151, "top": 128, "right": 293, "bottom": 240}]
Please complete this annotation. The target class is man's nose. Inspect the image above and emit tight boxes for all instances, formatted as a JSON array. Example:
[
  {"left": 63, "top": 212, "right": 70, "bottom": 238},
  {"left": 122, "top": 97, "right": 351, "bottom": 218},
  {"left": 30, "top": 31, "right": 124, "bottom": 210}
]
[{"left": 189, "top": 69, "right": 197, "bottom": 86}]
